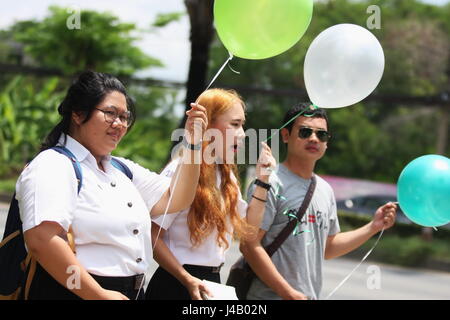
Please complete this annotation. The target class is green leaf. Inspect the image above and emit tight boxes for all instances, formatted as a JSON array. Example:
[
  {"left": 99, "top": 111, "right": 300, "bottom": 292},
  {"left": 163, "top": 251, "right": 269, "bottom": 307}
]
[{"left": 152, "top": 12, "right": 184, "bottom": 28}]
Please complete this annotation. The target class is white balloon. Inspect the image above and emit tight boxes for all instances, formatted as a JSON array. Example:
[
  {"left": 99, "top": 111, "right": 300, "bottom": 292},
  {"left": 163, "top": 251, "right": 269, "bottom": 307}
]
[{"left": 304, "top": 24, "right": 385, "bottom": 109}]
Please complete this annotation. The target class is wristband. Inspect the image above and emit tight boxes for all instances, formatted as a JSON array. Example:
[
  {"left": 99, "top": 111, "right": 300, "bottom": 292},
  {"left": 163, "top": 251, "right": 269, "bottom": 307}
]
[
  {"left": 254, "top": 179, "right": 271, "bottom": 191},
  {"left": 182, "top": 138, "right": 202, "bottom": 151},
  {"left": 252, "top": 195, "right": 267, "bottom": 203}
]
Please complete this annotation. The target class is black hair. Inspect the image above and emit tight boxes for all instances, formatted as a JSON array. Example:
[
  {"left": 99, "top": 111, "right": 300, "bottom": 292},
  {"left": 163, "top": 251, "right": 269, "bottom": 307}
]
[
  {"left": 282, "top": 102, "right": 330, "bottom": 133},
  {"left": 40, "top": 70, "right": 135, "bottom": 151}
]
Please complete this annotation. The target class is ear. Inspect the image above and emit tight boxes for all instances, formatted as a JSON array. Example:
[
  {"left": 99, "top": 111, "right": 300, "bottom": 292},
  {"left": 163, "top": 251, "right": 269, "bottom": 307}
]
[
  {"left": 280, "top": 128, "right": 290, "bottom": 144},
  {"left": 71, "top": 111, "right": 86, "bottom": 126}
]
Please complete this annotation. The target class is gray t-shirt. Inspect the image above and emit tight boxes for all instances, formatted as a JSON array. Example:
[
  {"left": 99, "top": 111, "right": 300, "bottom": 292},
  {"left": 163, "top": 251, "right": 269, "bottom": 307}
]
[{"left": 246, "top": 164, "right": 340, "bottom": 300}]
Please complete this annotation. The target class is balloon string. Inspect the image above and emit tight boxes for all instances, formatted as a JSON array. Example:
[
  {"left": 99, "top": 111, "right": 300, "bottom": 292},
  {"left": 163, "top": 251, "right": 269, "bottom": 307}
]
[
  {"left": 205, "top": 52, "right": 234, "bottom": 90},
  {"left": 262, "top": 104, "right": 319, "bottom": 143},
  {"left": 228, "top": 61, "right": 240, "bottom": 74},
  {"left": 324, "top": 227, "right": 385, "bottom": 300}
]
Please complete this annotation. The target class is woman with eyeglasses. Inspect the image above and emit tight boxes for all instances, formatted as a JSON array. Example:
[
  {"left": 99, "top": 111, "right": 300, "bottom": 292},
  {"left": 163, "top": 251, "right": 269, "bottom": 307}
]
[
  {"left": 15, "top": 70, "right": 207, "bottom": 300},
  {"left": 146, "top": 88, "right": 276, "bottom": 300}
]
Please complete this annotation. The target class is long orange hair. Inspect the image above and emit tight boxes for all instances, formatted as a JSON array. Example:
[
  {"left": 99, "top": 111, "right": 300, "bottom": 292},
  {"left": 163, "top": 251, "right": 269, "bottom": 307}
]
[{"left": 187, "top": 88, "right": 254, "bottom": 248}]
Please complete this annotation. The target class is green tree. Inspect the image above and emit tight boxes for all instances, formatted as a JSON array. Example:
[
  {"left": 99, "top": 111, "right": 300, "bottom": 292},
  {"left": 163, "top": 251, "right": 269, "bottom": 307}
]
[
  {"left": 0, "top": 76, "right": 64, "bottom": 176},
  {"left": 204, "top": 0, "right": 449, "bottom": 183},
  {"left": 11, "top": 6, "right": 161, "bottom": 76}
]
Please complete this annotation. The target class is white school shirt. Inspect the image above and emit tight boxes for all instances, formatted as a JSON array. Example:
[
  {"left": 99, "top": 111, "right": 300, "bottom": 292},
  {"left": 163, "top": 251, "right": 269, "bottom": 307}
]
[
  {"left": 16, "top": 134, "right": 171, "bottom": 277},
  {"left": 153, "top": 159, "right": 247, "bottom": 267}
]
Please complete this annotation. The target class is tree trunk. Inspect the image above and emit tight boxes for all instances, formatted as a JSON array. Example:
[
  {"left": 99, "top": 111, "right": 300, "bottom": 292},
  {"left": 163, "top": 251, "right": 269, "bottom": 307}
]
[{"left": 166, "top": 0, "right": 214, "bottom": 163}]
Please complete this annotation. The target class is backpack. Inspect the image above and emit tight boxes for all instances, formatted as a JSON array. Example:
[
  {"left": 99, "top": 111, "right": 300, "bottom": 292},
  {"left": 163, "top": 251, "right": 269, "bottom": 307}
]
[{"left": 0, "top": 146, "right": 132, "bottom": 300}]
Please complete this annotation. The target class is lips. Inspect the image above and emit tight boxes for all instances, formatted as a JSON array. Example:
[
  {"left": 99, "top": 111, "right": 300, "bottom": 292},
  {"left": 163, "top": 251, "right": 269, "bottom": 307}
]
[
  {"left": 107, "top": 131, "right": 121, "bottom": 142},
  {"left": 305, "top": 145, "right": 319, "bottom": 152},
  {"left": 232, "top": 139, "right": 244, "bottom": 153}
]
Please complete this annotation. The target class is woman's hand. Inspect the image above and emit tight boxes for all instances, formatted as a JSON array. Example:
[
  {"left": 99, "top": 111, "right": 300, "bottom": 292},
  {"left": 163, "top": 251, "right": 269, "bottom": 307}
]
[
  {"left": 255, "top": 142, "right": 276, "bottom": 182},
  {"left": 185, "top": 276, "right": 214, "bottom": 300},
  {"left": 184, "top": 103, "right": 208, "bottom": 145}
]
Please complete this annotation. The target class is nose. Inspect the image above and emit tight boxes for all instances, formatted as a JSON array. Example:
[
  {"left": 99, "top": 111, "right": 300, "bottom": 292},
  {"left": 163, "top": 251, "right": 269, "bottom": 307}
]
[
  {"left": 237, "top": 127, "right": 245, "bottom": 140},
  {"left": 111, "top": 117, "right": 127, "bottom": 129},
  {"left": 308, "top": 131, "right": 322, "bottom": 143}
]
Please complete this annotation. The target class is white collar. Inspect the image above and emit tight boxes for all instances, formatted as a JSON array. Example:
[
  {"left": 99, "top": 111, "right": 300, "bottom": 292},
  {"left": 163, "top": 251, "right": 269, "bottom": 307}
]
[{"left": 57, "top": 133, "right": 111, "bottom": 163}]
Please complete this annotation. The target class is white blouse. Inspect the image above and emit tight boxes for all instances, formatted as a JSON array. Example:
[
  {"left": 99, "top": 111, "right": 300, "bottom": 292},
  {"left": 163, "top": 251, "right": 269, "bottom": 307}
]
[
  {"left": 153, "top": 159, "right": 248, "bottom": 267},
  {"left": 16, "top": 134, "right": 171, "bottom": 277}
]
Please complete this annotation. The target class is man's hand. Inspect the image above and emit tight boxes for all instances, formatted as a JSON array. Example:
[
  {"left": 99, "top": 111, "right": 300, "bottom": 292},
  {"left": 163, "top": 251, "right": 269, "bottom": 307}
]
[{"left": 370, "top": 202, "right": 397, "bottom": 233}]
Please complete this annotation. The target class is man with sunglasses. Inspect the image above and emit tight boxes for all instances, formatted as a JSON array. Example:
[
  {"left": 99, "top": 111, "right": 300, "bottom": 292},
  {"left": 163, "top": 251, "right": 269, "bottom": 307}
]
[{"left": 241, "top": 103, "right": 397, "bottom": 300}]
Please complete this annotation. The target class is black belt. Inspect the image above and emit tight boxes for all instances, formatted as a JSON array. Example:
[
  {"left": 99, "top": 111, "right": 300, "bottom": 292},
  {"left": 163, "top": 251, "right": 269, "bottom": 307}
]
[
  {"left": 91, "top": 273, "right": 145, "bottom": 291},
  {"left": 184, "top": 263, "right": 224, "bottom": 274}
]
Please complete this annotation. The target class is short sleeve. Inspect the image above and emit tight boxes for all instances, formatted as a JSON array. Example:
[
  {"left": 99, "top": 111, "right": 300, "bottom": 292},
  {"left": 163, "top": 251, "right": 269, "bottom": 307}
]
[
  {"left": 237, "top": 196, "right": 248, "bottom": 219},
  {"left": 328, "top": 194, "right": 340, "bottom": 236},
  {"left": 16, "top": 150, "right": 78, "bottom": 233},
  {"left": 152, "top": 211, "right": 178, "bottom": 230},
  {"left": 246, "top": 179, "right": 278, "bottom": 232},
  {"left": 150, "top": 159, "right": 182, "bottom": 230}
]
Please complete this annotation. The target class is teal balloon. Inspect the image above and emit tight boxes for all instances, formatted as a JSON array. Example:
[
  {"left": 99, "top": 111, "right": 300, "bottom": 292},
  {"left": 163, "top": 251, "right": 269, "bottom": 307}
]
[
  {"left": 397, "top": 155, "right": 450, "bottom": 227},
  {"left": 214, "top": 0, "right": 313, "bottom": 60}
]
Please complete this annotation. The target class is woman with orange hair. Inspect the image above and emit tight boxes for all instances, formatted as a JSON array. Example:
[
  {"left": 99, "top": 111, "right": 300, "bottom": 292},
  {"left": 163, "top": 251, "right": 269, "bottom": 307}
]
[{"left": 146, "top": 88, "right": 275, "bottom": 300}]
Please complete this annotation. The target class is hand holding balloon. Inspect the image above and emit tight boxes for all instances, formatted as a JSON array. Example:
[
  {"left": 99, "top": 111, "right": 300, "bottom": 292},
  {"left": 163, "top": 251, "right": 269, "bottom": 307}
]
[{"left": 370, "top": 202, "right": 397, "bottom": 233}]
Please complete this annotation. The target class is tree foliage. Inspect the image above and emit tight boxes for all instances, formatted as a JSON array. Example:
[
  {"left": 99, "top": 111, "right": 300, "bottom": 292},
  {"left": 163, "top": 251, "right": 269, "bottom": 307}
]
[
  {"left": 11, "top": 6, "right": 161, "bottom": 76},
  {"left": 206, "top": 0, "right": 449, "bottom": 183},
  {"left": 0, "top": 76, "right": 64, "bottom": 176}
]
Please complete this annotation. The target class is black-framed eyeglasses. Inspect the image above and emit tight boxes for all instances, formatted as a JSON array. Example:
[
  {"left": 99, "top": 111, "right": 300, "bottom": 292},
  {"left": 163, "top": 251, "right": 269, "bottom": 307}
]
[
  {"left": 298, "top": 126, "right": 331, "bottom": 142},
  {"left": 95, "top": 106, "right": 133, "bottom": 128}
]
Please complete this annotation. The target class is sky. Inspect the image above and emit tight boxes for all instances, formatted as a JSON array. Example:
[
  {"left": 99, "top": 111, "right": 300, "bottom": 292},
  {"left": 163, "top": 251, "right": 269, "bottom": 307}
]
[{"left": 0, "top": 0, "right": 448, "bottom": 82}]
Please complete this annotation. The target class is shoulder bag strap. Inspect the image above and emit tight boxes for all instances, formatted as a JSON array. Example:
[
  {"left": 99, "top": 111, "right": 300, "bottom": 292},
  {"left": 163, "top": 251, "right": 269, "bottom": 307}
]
[
  {"left": 111, "top": 157, "right": 133, "bottom": 180},
  {"left": 265, "top": 175, "right": 317, "bottom": 257}
]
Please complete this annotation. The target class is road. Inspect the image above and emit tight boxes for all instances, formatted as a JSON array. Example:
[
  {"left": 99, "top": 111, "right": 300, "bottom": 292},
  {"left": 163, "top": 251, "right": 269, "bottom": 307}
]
[{"left": 1, "top": 206, "right": 449, "bottom": 300}]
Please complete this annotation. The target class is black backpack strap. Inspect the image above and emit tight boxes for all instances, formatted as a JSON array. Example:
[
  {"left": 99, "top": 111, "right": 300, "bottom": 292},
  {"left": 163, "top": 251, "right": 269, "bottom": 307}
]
[{"left": 111, "top": 157, "right": 133, "bottom": 180}]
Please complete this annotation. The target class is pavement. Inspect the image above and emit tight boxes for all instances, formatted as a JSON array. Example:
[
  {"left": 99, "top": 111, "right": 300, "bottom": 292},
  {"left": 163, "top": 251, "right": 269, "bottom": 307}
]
[{"left": 1, "top": 202, "right": 449, "bottom": 300}]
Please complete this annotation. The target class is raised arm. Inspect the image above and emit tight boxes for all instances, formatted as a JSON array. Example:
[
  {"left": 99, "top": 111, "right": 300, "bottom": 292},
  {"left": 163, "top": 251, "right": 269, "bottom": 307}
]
[
  {"left": 151, "top": 103, "right": 207, "bottom": 216},
  {"left": 245, "top": 142, "right": 276, "bottom": 231}
]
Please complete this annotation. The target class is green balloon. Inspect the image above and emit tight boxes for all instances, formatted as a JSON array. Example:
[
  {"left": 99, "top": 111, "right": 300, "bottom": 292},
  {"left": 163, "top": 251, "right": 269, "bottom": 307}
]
[{"left": 214, "top": 0, "right": 313, "bottom": 60}]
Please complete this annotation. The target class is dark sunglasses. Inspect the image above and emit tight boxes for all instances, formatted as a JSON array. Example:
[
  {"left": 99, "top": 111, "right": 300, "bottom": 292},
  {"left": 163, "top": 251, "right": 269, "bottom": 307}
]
[{"left": 298, "top": 126, "right": 331, "bottom": 142}]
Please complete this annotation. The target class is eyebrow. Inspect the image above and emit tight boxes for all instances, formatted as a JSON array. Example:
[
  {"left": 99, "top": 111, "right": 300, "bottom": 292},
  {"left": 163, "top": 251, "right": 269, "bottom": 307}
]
[
  {"left": 103, "top": 105, "right": 117, "bottom": 109},
  {"left": 104, "top": 105, "right": 129, "bottom": 113}
]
